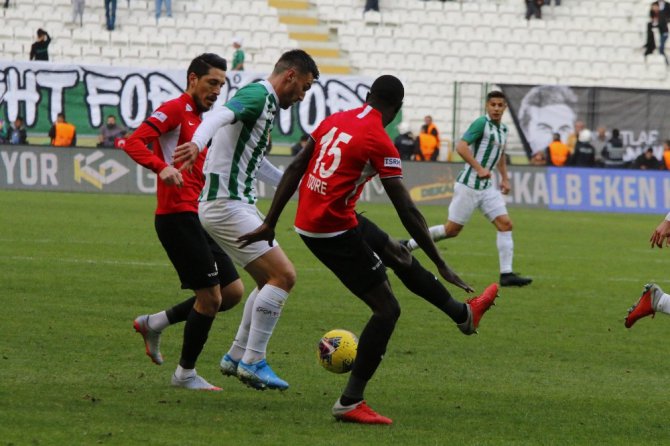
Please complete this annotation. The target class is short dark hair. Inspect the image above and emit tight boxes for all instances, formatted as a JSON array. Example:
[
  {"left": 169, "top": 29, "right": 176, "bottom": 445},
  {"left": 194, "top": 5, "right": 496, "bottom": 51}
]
[
  {"left": 57, "top": 112, "right": 65, "bottom": 119},
  {"left": 299, "top": 133, "right": 309, "bottom": 142},
  {"left": 487, "top": 90, "right": 506, "bottom": 102},
  {"left": 187, "top": 53, "right": 227, "bottom": 82},
  {"left": 369, "top": 75, "right": 404, "bottom": 108},
  {"left": 612, "top": 128, "right": 620, "bottom": 138},
  {"left": 665, "top": 139, "right": 670, "bottom": 146},
  {"left": 553, "top": 133, "right": 561, "bottom": 141},
  {"left": 37, "top": 28, "right": 47, "bottom": 38},
  {"left": 273, "top": 49, "right": 320, "bottom": 80}
]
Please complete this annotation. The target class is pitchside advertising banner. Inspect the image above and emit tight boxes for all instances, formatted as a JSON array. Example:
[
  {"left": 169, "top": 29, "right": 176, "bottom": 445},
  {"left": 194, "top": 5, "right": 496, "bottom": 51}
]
[
  {"left": 2, "top": 145, "right": 670, "bottom": 215},
  {"left": 0, "top": 60, "right": 389, "bottom": 144},
  {"left": 500, "top": 84, "right": 670, "bottom": 160}
]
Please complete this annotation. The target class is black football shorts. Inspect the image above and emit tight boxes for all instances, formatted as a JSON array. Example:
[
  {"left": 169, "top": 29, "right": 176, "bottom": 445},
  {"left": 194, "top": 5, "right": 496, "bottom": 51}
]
[{"left": 154, "top": 212, "right": 239, "bottom": 290}]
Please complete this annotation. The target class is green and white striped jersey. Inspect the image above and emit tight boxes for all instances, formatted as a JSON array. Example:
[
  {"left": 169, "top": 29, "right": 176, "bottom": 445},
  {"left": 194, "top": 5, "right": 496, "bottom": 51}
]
[
  {"left": 456, "top": 114, "right": 508, "bottom": 190},
  {"left": 200, "top": 80, "right": 277, "bottom": 204}
]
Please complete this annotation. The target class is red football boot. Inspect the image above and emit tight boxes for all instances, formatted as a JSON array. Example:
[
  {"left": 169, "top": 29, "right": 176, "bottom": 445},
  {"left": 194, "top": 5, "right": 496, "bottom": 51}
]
[{"left": 332, "top": 400, "right": 392, "bottom": 425}]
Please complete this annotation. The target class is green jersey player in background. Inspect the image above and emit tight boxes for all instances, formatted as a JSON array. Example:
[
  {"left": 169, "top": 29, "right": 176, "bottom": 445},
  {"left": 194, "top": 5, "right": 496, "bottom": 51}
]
[{"left": 403, "top": 91, "right": 532, "bottom": 287}]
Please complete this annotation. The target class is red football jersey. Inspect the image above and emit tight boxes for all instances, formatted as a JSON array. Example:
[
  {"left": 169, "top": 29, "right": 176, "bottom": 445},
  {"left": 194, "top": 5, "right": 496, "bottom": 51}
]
[
  {"left": 295, "top": 105, "right": 403, "bottom": 235},
  {"left": 124, "top": 93, "right": 206, "bottom": 214}
]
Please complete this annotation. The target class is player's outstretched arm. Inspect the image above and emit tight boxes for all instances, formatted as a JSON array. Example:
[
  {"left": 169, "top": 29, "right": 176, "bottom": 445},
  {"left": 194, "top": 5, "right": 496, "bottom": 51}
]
[
  {"left": 237, "top": 138, "right": 316, "bottom": 248},
  {"left": 382, "top": 177, "right": 473, "bottom": 292},
  {"left": 650, "top": 216, "right": 670, "bottom": 248},
  {"left": 456, "top": 139, "right": 490, "bottom": 179}
]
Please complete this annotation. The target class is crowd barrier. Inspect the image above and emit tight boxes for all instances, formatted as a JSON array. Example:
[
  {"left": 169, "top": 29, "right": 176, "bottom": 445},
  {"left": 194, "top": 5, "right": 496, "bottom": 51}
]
[{"left": 1, "top": 145, "right": 669, "bottom": 215}]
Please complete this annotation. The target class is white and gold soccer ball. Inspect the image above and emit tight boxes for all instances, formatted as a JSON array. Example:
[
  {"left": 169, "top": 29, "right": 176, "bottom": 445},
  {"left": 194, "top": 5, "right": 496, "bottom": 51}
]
[{"left": 317, "top": 329, "right": 358, "bottom": 374}]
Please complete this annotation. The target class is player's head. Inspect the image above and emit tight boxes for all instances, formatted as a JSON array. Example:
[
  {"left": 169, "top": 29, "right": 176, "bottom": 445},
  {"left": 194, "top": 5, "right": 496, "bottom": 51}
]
[
  {"left": 186, "top": 53, "right": 227, "bottom": 113},
  {"left": 518, "top": 85, "right": 577, "bottom": 154},
  {"left": 366, "top": 75, "right": 404, "bottom": 127},
  {"left": 485, "top": 91, "right": 507, "bottom": 123},
  {"left": 271, "top": 49, "right": 320, "bottom": 109}
]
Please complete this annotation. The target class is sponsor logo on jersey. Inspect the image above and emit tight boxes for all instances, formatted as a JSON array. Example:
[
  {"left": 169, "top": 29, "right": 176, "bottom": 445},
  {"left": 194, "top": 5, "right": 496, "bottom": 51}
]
[
  {"left": 151, "top": 111, "right": 168, "bottom": 122},
  {"left": 186, "top": 104, "right": 193, "bottom": 112},
  {"left": 383, "top": 157, "right": 401, "bottom": 168},
  {"left": 74, "top": 150, "right": 129, "bottom": 190}
]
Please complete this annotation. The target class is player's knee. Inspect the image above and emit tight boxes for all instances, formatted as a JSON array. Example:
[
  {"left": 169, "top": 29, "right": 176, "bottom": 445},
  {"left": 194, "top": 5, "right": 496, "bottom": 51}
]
[
  {"left": 497, "top": 220, "right": 513, "bottom": 232},
  {"left": 273, "top": 265, "right": 297, "bottom": 291},
  {"left": 219, "top": 279, "right": 244, "bottom": 312},
  {"left": 196, "top": 287, "right": 223, "bottom": 315},
  {"left": 445, "top": 225, "right": 461, "bottom": 237},
  {"left": 376, "top": 298, "right": 401, "bottom": 324}
]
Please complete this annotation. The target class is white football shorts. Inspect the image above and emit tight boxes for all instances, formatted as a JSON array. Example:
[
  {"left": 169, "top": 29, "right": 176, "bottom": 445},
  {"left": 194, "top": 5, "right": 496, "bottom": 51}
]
[
  {"left": 199, "top": 199, "right": 278, "bottom": 268},
  {"left": 447, "top": 182, "right": 508, "bottom": 225}
]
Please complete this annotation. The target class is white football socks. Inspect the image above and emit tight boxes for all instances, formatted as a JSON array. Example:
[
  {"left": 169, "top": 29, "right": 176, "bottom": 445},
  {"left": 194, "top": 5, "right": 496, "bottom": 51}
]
[
  {"left": 242, "top": 284, "right": 288, "bottom": 364},
  {"left": 497, "top": 231, "right": 514, "bottom": 274},
  {"left": 175, "top": 365, "right": 195, "bottom": 379},
  {"left": 227, "top": 287, "right": 259, "bottom": 362},
  {"left": 655, "top": 292, "right": 670, "bottom": 314},
  {"left": 407, "top": 224, "right": 446, "bottom": 250},
  {"left": 148, "top": 311, "right": 169, "bottom": 332}
]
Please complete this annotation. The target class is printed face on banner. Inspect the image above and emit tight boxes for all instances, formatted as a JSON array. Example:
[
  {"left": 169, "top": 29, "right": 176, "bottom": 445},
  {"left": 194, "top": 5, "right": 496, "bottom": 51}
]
[{"left": 524, "top": 103, "right": 576, "bottom": 154}]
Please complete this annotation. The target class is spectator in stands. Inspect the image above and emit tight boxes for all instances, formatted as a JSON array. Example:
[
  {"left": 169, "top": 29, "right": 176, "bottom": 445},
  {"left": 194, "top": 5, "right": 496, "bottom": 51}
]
[
  {"left": 518, "top": 85, "right": 577, "bottom": 157},
  {"left": 232, "top": 37, "right": 245, "bottom": 71},
  {"left": 424, "top": 115, "right": 440, "bottom": 146},
  {"left": 591, "top": 126, "right": 608, "bottom": 165},
  {"left": 567, "top": 120, "right": 585, "bottom": 153},
  {"left": 155, "top": 0, "right": 172, "bottom": 22},
  {"left": 30, "top": 29, "right": 51, "bottom": 61},
  {"left": 525, "top": 0, "right": 543, "bottom": 20},
  {"left": 3, "top": 0, "right": 8, "bottom": 9},
  {"left": 544, "top": 0, "right": 561, "bottom": 5},
  {"left": 416, "top": 123, "right": 439, "bottom": 161},
  {"left": 104, "top": 0, "right": 117, "bottom": 31},
  {"left": 634, "top": 147, "right": 663, "bottom": 170},
  {"left": 364, "top": 0, "right": 379, "bottom": 12},
  {"left": 49, "top": 113, "right": 77, "bottom": 147},
  {"left": 569, "top": 129, "right": 596, "bottom": 167},
  {"left": 646, "top": 3, "right": 669, "bottom": 65},
  {"left": 0, "top": 119, "right": 8, "bottom": 143},
  {"left": 71, "top": 0, "right": 85, "bottom": 27},
  {"left": 546, "top": 133, "right": 571, "bottom": 166},
  {"left": 663, "top": 140, "right": 670, "bottom": 169},
  {"left": 98, "top": 115, "right": 127, "bottom": 148},
  {"left": 654, "top": 0, "right": 670, "bottom": 22},
  {"left": 291, "top": 134, "right": 309, "bottom": 156},
  {"left": 393, "top": 121, "right": 417, "bottom": 161},
  {"left": 8, "top": 117, "right": 28, "bottom": 145},
  {"left": 601, "top": 128, "right": 626, "bottom": 169}
]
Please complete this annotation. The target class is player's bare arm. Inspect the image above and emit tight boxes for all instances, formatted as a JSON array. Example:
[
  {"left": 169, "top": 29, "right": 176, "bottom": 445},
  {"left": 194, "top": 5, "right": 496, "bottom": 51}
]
[
  {"left": 382, "top": 177, "right": 473, "bottom": 293},
  {"left": 497, "top": 149, "right": 511, "bottom": 195},
  {"left": 158, "top": 165, "right": 184, "bottom": 187},
  {"left": 456, "top": 140, "right": 490, "bottom": 179},
  {"left": 238, "top": 138, "right": 317, "bottom": 248},
  {"left": 650, "top": 218, "right": 670, "bottom": 248},
  {"left": 174, "top": 142, "right": 199, "bottom": 169}
]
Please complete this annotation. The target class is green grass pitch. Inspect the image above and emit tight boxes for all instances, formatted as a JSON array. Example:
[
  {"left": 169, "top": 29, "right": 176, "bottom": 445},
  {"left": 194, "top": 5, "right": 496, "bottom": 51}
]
[{"left": 1, "top": 189, "right": 668, "bottom": 445}]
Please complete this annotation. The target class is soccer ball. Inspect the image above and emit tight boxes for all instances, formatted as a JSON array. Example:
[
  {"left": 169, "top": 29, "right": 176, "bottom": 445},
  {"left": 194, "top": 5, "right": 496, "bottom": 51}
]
[{"left": 317, "top": 329, "right": 358, "bottom": 374}]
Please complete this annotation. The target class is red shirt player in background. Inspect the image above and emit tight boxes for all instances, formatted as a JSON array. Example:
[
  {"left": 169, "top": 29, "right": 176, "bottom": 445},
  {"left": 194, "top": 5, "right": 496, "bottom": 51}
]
[
  {"left": 239, "top": 75, "right": 499, "bottom": 424},
  {"left": 124, "top": 53, "right": 244, "bottom": 391}
]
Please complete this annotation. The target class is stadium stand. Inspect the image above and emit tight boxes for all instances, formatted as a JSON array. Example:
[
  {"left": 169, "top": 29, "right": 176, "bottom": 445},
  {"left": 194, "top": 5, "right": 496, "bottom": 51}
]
[{"left": 0, "top": 0, "right": 665, "bottom": 155}]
